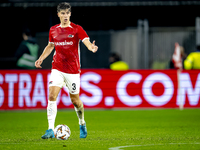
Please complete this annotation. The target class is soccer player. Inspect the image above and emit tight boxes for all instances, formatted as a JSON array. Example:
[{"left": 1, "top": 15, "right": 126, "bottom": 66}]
[{"left": 35, "top": 2, "right": 98, "bottom": 139}]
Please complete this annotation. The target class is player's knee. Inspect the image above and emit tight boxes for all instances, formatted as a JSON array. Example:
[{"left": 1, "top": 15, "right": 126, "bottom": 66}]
[
  {"left": 71, "top": 97, "right": 78, "bottom": 105},
  {"left": 70, "top": 94, "right": 80, "bottom": 107},
  {"left": 49, "top": 93, "right": 57, "bottom": 101}
]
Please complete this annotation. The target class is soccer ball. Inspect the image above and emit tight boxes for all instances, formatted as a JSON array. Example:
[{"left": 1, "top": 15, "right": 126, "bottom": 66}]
[{"left": 54, "top": 124, "right": 71, "bottom": 140}]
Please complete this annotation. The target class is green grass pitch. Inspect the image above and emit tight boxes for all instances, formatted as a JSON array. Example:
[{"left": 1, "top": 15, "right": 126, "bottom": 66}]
[{"left": 0, "top": 109, "right": 200, "bottom": 150}]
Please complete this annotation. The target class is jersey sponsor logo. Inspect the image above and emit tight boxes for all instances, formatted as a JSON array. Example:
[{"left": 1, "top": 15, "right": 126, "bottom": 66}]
[
  {"left": 55, "top": 40, "right": 73, "bottom": 46},
  {"left": 68, "top": 34, "right": 74, "bottom": 38}
]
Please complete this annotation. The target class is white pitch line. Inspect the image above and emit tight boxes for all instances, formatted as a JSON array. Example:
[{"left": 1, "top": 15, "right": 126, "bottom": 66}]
[{"left": 109, "top": 143, "right": 200, "bottom": 150}]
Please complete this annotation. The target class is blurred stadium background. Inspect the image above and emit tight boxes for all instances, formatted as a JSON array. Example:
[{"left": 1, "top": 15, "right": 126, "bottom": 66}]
[{"left": 1, "top": 0, "right": 200, "bottom": 69}]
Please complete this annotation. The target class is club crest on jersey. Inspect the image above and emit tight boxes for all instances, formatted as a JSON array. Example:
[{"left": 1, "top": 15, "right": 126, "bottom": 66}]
[{"left": 68, "top": 34, "right": 74, "bottom": 38}]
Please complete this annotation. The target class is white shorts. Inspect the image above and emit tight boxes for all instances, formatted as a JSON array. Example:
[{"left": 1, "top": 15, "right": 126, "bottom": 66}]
[{"left": 49, "top": 69, "right": 80, "bottom": 94}]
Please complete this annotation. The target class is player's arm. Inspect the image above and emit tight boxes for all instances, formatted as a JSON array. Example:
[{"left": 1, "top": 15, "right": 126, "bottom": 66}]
[
  {"left": 83, "top": 39, "right": 98, "bottom": 53},
  {"left": 35, "top": 42, "right": 55, "bottom": 68}
]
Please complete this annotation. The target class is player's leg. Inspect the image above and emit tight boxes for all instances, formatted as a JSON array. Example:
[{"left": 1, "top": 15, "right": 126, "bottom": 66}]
[
  {"left": 41, "top": 86, "right": 61, "bottom": 139},
  {"left": 47, "top": 86, "right": 61, "bottom": 130},
  {"left": 65, "top": 73, "right": 87, "bottom": 138},
  {"left": 70, "top": 93, "right": 87, "bottom": 138},
  {"left": 70, "top": 93, "right": 85, "bottom": 125},
  {"left": 41, "top": 69, "right": 64, "bottom": 139}
]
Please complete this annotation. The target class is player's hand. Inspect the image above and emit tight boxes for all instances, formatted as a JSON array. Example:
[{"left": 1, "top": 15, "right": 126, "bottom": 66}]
[
  {"left": 35, "top": 59, "right": 43, "bottom": 68},
  {"left": 91, "top": 40, "right": 98, "bottom": 53}
]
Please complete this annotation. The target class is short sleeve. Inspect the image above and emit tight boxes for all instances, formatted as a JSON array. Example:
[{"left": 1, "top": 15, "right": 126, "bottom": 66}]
[
  {"left": 77, "top": 25, "right": 89, "bottom": 42},
  {"left": 49, "top": 28, "right": 54, "bottom": 44}
]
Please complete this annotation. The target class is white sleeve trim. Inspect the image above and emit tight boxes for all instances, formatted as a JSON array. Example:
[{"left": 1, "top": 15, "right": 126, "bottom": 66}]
[
  {"left": 49, "top": 42, "right": 54, "bottom": 44},
  {"left": 82, "top": 37, "right": 90, "bottom": 42}
]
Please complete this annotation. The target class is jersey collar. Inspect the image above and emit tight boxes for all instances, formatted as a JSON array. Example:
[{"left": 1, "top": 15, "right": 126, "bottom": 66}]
[{"left": 58, "top": 22, "right": 73, "bottom": 28}]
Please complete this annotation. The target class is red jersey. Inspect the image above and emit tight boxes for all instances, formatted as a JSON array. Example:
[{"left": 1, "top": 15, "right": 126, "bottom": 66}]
[{"left": 49, "top": 22, "right": 89, "bottom": 74}]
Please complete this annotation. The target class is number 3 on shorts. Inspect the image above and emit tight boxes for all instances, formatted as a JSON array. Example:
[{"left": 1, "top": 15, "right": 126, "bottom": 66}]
[{"left": 72, "top": 83, "right": 76, "bottom": 90}]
